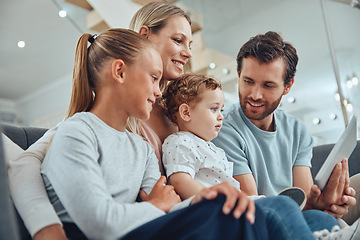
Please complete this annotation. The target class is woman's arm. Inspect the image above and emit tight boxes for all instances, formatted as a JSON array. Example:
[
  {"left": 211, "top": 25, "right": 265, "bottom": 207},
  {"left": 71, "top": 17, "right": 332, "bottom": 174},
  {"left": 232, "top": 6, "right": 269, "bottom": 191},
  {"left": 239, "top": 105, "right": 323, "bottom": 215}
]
[{"left": 7, "top": 126, "right": 64, "bottom": 238}]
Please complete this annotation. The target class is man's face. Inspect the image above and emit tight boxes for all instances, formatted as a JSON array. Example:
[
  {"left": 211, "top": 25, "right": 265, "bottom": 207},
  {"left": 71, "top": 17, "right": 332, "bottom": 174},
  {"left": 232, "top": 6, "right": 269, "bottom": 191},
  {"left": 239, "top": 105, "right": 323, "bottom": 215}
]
[{"left": 238, "top": 57, "right": 293, "bottom": 130}]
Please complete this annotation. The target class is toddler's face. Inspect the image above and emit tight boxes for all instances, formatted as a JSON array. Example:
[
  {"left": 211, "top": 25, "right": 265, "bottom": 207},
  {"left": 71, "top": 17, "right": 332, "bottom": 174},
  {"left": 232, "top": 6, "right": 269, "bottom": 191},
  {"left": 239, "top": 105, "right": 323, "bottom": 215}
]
[{"left": 187, "top": 87, "right": 224, "bottom": 142}]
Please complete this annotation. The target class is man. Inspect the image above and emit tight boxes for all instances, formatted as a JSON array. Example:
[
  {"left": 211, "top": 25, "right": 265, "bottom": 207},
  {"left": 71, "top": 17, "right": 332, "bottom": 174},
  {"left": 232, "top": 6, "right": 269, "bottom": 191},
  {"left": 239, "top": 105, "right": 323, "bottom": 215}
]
[{"left": 212, "top": 31, "right": 356, "bottom": 218}]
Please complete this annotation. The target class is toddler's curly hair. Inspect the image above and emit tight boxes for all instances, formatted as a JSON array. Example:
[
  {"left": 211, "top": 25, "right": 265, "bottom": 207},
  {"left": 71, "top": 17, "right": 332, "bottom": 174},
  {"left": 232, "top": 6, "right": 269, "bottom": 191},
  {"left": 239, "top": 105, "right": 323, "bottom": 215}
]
[{"left": 162, "top": 73, "right": 221, "bottom": 125}]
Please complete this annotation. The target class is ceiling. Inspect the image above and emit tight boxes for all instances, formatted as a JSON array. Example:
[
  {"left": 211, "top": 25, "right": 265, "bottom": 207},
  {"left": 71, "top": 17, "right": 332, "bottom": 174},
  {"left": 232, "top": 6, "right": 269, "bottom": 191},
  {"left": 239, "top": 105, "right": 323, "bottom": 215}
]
[
  {"left": 0, "top": 0, "right": 88, "bottom": 100},
  {"left": 0, "top": 0, "right": 359, "bottom": 144}
]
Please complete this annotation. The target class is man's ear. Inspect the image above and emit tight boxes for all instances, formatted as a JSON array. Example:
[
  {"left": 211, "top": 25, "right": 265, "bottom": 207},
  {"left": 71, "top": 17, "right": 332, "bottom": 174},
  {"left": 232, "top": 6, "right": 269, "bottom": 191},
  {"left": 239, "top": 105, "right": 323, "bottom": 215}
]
[
  {"left": 112, "top": 59, "right": 125, "bottom": 84},
  {"left": 178, "top": 103, "right": 191, "bottom": 122},
  {"left": 283, "top": 78, "right": 294, "bottom": 95},
  {"left": 139, "top": 26, "right": 150, "bottom": 38}
]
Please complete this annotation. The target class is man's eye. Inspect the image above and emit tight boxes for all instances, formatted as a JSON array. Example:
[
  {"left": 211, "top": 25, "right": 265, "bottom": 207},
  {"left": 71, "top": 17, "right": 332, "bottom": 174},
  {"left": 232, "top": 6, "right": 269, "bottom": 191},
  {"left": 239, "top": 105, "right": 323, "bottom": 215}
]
[{"left": 244, "top": 80, "right": 252, "bottom": 84}]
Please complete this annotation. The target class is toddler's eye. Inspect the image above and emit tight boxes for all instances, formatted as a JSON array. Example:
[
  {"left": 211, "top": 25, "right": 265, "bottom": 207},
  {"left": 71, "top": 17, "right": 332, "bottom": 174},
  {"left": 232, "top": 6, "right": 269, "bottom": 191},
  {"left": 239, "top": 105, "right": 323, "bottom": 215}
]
[{"left": 211, "top": 107, "right": 217, "bottom": 112}]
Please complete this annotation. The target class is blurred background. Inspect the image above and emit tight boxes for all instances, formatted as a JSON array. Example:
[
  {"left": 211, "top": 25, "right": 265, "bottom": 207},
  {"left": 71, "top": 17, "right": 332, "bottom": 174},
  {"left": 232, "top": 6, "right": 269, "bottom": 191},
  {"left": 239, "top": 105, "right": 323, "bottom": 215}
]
[{"left": 1, "top": 0, "right": 359, "bottom": 146}]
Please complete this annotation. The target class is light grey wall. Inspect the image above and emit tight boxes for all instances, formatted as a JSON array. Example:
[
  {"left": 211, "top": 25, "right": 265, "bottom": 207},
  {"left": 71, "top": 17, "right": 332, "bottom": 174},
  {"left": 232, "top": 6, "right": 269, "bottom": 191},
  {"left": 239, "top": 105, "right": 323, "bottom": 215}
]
[{"left": 15, "top": 72, "right": 72, "bottom": 128}]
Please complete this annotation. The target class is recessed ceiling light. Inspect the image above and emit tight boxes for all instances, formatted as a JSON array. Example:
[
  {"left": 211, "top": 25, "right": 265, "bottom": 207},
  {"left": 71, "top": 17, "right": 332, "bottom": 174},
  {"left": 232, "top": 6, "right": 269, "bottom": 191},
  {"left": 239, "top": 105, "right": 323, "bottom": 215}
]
[
  {"left": 346, "top": 103, "right": 353, "bottom": 112},
  {"left": 329, "top": 113, "right": 337, "bottom": 120},
  {"left": 222, "top": 68, "right": 230, "bottom": 75},
  {"left": 312, "top": 118, "right": 321, "bottom": 125},
  {"left": 17, "top": 41, "right": 25, "bottom": 48},
  {"left": 59, "top": 10, "right": 67, "bottom": 18},
  {"left": 209, "top": 63, "right": 216, "bottom": 69},
  {"left": 352, "top": 74, "right": 358, "bottom": 86},
  {"left": 287, "top": 96, "right": 296, "bottom": 103},
  {"left": 346, "top": 79, "right": 353, "bottom": 88},
  {"left": 334, "top": 93, "right": 340, "bottom": 101}
]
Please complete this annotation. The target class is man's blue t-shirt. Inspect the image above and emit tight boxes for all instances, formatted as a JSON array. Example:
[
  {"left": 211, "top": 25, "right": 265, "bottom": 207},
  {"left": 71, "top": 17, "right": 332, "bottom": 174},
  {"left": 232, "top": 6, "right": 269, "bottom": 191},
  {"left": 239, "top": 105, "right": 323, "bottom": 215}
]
[{"left": 212, "top": 103, "right": 313, "bottom": 196}]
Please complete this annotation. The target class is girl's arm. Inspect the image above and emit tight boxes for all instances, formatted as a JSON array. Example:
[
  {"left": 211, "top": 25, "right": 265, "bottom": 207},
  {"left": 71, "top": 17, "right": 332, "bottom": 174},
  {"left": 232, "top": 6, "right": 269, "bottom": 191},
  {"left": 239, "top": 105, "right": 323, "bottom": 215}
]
[
  {"left": 7, "top": 126, "right": 64, "bottom": 238},
  {"left": 169, "top": 172, "right": 205, "bottom": 199}
]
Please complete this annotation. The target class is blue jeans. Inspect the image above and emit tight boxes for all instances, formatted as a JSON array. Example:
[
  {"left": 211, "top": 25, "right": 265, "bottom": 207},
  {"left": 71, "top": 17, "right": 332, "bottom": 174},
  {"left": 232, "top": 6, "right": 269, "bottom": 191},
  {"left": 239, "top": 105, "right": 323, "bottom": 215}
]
[
  {"left": 122, "top": 194, "right": 269, "bottom": 240},
  {"left": 256, "top": 196, "right": 339, "bottom": 240},
  {"left": 303, "top": 209, "right": 339, "bottom": 232}
]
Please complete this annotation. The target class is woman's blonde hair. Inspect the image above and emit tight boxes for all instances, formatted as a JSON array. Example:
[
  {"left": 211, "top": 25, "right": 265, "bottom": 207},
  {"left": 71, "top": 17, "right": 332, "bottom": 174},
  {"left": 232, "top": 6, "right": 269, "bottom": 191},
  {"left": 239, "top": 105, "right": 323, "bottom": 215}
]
[
  {"left": 129, "top": 2, "right": 191, "bottom": 34},
  {"left": 127, "top": 2, "right": 191, "bottom": 139}
]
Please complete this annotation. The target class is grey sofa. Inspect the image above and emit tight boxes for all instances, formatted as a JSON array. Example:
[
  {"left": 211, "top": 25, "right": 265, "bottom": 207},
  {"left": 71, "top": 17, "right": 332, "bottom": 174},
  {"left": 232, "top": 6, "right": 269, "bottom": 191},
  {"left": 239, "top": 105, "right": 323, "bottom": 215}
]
[{"left": 1, "top": 123, "right": 360, "bottom": 239}]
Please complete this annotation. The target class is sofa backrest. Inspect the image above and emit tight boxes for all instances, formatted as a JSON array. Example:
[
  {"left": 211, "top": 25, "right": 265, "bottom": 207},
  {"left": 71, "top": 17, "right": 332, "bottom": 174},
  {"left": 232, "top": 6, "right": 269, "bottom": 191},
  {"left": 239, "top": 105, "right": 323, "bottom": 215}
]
[
  {"left": 0, "top": 123, "right": 46, "bottom": 240},
  {"left": 1, "top": 124, "right": 47, "bottom": 150},
  {"left": 0, "top": 131, "right": 20, "bottom": 240},
  {"left": 311, "top": 140, "right": 360, "bottom": 179}
]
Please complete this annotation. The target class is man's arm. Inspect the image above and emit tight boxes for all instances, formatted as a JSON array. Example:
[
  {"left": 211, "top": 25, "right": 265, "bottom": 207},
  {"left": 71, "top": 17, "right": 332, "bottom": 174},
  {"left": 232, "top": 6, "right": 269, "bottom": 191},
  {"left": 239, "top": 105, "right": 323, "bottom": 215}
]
[
  {"left": 233, "top": 174, "right": 258, "bottom": 196},
  {"left": 292, "top": 166, "right": 313, "bottom": 197}
]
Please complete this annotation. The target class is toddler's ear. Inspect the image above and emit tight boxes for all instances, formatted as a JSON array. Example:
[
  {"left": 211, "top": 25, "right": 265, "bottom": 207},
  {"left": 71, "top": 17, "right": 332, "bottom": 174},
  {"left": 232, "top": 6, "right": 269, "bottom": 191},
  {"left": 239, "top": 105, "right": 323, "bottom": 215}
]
[
  {"left": 178, "top": 103, "right": 191, "bottom": 122},
  {"left": 112, "top": 59, "right": 125, "bottom": 84}
]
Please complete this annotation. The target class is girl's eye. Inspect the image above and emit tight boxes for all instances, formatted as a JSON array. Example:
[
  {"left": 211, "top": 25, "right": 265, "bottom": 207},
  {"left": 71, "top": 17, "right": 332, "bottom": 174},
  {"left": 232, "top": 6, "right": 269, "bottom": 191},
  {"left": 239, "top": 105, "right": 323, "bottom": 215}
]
[
  {"left": 173, "top": 38, "right": 182, "bottom": 44},
  {"left": 152, "top": 76, "right": 158, "bottom": 82}
]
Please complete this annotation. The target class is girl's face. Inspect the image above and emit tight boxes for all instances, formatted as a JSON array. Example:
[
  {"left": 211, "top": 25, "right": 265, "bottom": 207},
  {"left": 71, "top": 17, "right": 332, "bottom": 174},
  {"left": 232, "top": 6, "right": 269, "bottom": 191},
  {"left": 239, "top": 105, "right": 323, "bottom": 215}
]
[
  {"left": 124, "top": 47, "right": 163, "bottom": 120},
  {"left": 147, "top": 15, "right": 192, "bottom": 81}
]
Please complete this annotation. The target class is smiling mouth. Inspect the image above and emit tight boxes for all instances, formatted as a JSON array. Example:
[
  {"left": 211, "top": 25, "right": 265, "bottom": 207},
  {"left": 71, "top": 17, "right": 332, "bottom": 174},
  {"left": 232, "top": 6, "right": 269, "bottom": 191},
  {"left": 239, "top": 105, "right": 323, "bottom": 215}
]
[
  {"left": 172, "top": 60, "right": 185, "bottom": 69},
  {"left": 147, "top": 99, "right": 155, "bottom": 106},
  {"left": 248, "top": 101, "right": 264, "bottom": 107}
]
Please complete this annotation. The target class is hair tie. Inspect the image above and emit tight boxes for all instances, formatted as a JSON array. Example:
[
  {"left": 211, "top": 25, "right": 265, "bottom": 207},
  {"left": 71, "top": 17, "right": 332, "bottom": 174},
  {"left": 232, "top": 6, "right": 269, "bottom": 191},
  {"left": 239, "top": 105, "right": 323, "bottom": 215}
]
[{"left": 88, "top": 34, "right": 98, "bottom": 44}]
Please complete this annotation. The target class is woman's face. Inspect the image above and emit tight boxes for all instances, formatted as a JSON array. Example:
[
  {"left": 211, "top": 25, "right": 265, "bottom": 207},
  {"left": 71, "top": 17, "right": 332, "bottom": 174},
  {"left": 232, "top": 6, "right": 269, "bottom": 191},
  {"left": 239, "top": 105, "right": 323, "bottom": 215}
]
[{"left": 147, "top": 15, "right": 192, "bottom": 81}]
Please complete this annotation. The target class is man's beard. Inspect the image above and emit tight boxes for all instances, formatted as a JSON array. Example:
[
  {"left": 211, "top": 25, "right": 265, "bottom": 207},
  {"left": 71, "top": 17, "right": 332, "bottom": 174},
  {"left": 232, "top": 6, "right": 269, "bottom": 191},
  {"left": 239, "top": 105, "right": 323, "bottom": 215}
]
[{"left": 239, "top": 93, "right": 282, "bottom": 121}]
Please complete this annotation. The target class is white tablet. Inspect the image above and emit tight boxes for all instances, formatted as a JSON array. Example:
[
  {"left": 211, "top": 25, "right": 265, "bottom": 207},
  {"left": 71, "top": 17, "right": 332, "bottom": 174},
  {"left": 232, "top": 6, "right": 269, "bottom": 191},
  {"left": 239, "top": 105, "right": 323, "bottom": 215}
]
[{"left": 314, "top": 115, "right": 357, "bottom": 190}]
